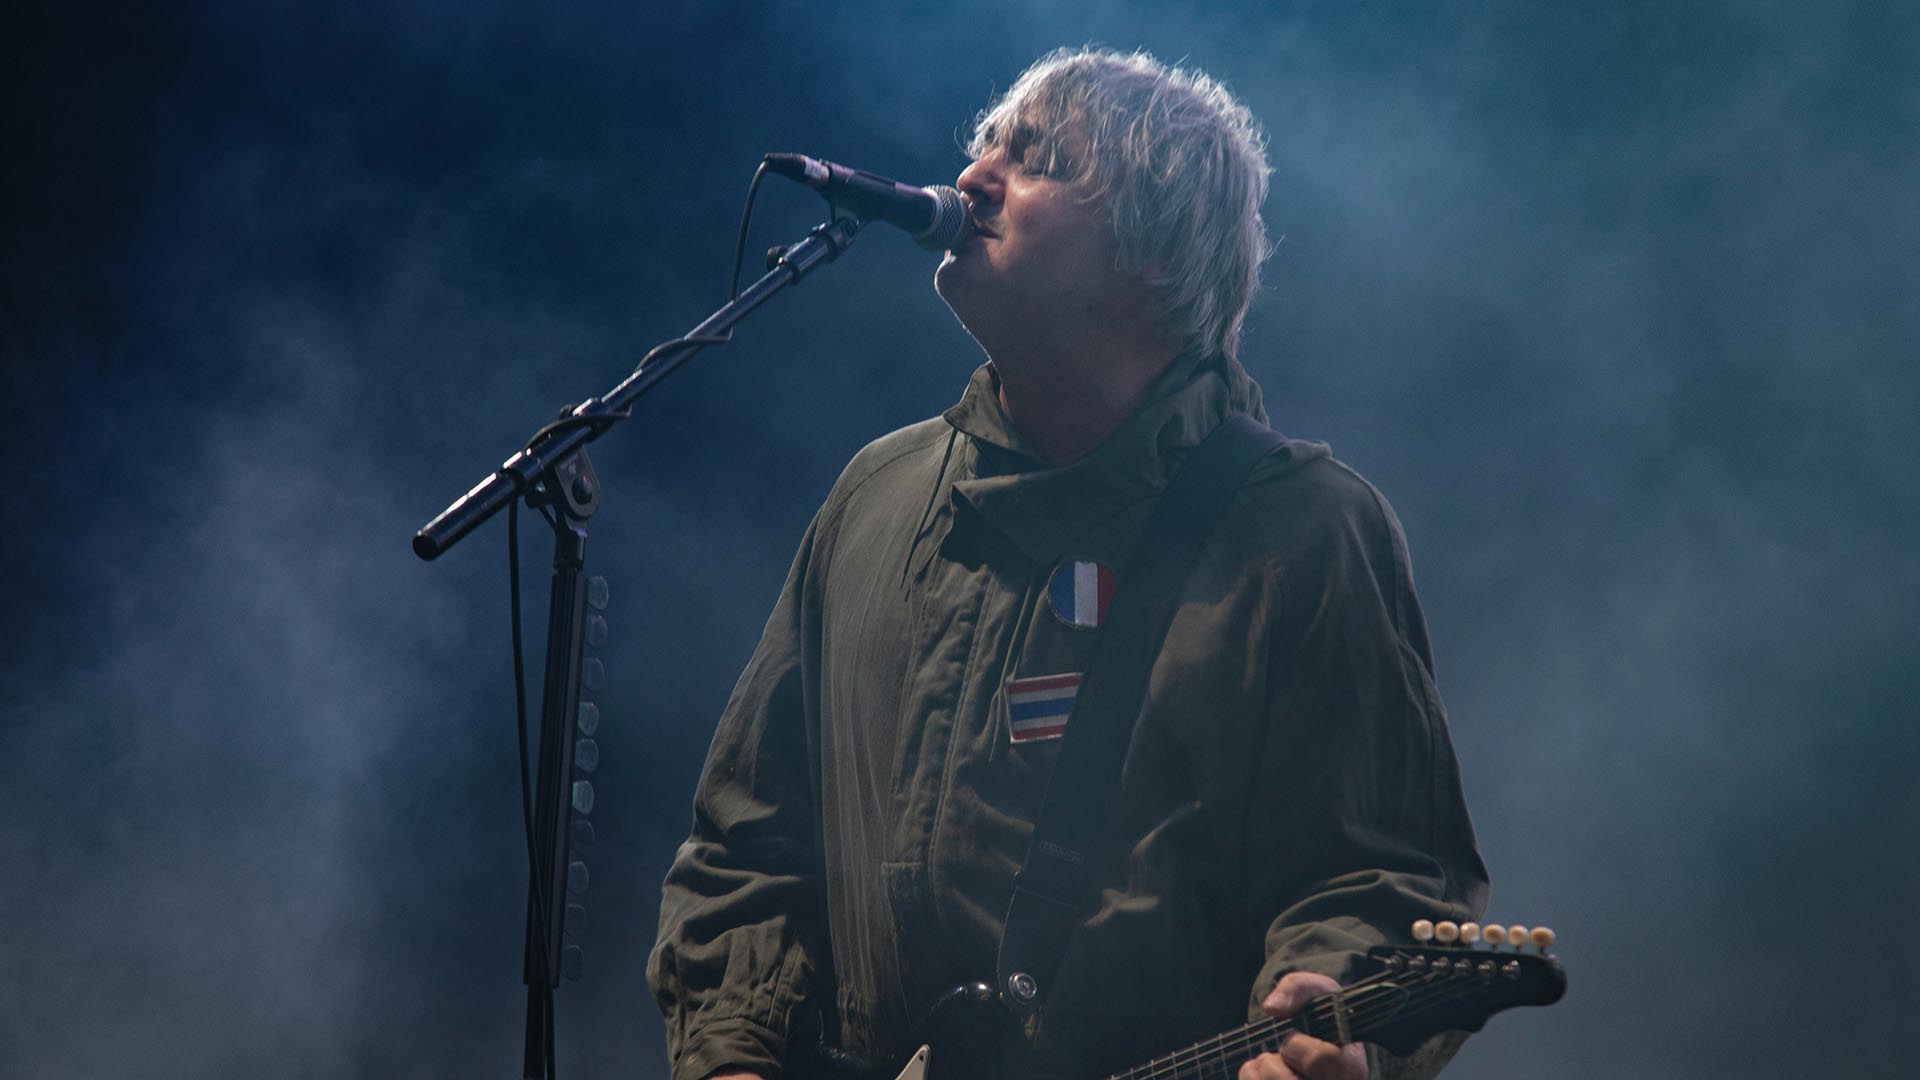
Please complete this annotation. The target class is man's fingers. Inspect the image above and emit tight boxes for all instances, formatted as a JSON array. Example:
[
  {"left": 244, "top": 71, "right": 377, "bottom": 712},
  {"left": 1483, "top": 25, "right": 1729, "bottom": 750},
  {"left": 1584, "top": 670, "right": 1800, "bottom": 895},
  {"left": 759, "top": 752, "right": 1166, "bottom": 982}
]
[
  {"left": 1258, "top": 973, "right": 1366, "bottom": 1078},
  {"left": 1238, "top": 1051, "right": 1302, "bottom": 1080},
  {"left": 1261, "top": 971, "right": 1341, "bottom": 1018},
  {"left": 1279, "top": 1032, "right": 1367, "bottom": 1080}
]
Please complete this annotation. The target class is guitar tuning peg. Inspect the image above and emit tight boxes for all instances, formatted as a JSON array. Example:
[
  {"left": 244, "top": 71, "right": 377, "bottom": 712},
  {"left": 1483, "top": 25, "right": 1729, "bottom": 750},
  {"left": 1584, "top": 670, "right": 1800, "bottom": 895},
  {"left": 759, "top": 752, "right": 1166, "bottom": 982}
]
[
  {"left": 560, "top": 944, "right": 584, "bottom": 981},
  {"left": 587, "top": 613, "right": 609, "bottom": 649},
  {"left": 1411, "top": 919, "right": 1435, "bottom": 942},
  {"left": 1481, "top": 923, "right": 1505, "bottom": 947},
  {"left": 587, "top": 576, "right": 610, "bottom": 611},
  {"left": 1435, "top": 921, "right": 1460, "bottom": 944},
  {"left": 1530, "top": 926, "right": 1556, "bottom": 952},
  {"left": 1505, "top": 925, "right": 1530, "bottom": 948},
  {"left": 1459, "top": 922, "right": 1481, "bottom": 944}
]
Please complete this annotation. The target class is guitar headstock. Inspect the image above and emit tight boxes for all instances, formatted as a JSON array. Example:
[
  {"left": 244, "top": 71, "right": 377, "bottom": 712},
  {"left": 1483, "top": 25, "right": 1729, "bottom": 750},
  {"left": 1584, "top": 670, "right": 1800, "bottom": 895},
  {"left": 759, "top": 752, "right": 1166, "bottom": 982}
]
[{"left": 1301, "top": 920, "right": 1567, "bottom": 1056}]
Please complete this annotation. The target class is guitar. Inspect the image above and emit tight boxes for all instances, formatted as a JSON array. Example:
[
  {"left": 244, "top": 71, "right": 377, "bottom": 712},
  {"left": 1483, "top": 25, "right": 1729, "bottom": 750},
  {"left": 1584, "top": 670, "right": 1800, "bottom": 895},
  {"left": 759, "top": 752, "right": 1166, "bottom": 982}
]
[{"left": 803, "top": 919, "right": 1567, "bottom": 1080}]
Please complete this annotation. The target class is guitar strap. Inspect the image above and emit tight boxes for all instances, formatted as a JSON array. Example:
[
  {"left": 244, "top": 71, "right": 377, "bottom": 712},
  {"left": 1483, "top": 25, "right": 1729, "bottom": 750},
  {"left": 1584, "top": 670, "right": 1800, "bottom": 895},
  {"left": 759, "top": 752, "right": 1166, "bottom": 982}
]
[{"left": 995, "top": 411, "right": 1290, "bottom": 1016}]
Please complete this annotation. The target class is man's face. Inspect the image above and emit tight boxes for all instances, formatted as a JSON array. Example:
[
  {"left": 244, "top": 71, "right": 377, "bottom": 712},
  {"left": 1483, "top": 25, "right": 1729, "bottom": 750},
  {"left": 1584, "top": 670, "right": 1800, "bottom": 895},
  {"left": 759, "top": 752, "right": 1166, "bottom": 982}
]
[{"left": 933, "top": 123, "right": 1140, "bottom": 361}]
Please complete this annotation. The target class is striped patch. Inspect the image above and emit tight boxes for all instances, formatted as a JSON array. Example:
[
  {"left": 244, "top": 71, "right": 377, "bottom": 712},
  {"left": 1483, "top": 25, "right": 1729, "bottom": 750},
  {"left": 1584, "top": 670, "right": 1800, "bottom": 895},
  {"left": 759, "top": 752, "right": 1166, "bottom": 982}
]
[
  {"left": 1047, "top": 559, "right": 1117, "bottom": 629},
  {"left": 1004, "top": 672, "right": 1080, "bottom": 743}
]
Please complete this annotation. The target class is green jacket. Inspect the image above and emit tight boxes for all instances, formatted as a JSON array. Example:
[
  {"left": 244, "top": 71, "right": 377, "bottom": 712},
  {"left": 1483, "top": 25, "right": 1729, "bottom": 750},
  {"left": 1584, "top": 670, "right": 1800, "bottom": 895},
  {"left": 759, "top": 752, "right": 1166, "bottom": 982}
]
[{"left": 648, "top": 352, "right": 1489, "bottom": 1080}]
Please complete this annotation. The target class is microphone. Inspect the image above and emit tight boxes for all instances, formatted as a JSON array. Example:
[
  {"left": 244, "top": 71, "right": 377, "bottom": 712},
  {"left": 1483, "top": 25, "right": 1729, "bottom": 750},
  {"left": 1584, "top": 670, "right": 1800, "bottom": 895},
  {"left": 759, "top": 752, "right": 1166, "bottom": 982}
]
[{"left": 763, "top": 153, "right": 972, "bottom": 250}]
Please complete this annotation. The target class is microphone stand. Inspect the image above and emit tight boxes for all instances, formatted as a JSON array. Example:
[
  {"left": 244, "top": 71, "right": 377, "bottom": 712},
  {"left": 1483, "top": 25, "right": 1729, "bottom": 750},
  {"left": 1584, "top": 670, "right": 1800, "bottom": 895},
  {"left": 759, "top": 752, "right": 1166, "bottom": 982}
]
[{"left": 412, "top": 213, "right": 863, "bottom": 1079}]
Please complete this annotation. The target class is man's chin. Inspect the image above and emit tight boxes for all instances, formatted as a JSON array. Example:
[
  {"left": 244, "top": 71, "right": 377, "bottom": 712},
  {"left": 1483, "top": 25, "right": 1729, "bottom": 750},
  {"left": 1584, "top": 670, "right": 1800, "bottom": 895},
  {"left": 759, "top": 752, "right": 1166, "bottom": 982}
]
[
  {"left": 933, "top": 270, "right": 997, "bottom": 351},
  {"left": 933, "top": 257, "right": 976, "bottom": 313}
]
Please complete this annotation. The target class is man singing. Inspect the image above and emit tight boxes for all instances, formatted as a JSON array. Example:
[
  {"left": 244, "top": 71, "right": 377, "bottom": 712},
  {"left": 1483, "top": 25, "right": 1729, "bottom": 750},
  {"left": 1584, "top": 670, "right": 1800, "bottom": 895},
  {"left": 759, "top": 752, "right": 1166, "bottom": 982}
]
[{"left": 648, "top": 48, "right": 1488, "bottom": 1080}]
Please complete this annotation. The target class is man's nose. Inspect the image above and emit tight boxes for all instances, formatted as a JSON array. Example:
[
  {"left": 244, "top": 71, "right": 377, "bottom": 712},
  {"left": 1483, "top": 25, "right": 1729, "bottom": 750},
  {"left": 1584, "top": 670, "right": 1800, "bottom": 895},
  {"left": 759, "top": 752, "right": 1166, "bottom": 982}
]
[{"left": 955, "top": 153, "right": 1004, "bottom": 207}]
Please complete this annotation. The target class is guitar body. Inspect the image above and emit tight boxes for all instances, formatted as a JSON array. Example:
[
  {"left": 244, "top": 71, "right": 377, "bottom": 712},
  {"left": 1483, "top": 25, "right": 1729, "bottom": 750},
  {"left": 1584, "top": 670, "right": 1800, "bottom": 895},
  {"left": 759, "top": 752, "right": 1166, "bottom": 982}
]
[
  {"left": 893, "top": 981, "right": 1024, "bottom": 1080},
  {"left": 793, "top": 981, "right": 1021, "bottom": 1080},
  {"left": 889, "top": 1046, "right": 928, "bottom": 1080}
]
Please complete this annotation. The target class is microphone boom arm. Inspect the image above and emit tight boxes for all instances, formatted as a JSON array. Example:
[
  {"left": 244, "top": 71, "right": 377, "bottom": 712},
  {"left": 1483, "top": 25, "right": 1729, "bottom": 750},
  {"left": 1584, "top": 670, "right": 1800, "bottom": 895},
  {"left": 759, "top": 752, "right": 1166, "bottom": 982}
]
[{"left": 412, "top": 213, "right": 863, "bottom": 560}]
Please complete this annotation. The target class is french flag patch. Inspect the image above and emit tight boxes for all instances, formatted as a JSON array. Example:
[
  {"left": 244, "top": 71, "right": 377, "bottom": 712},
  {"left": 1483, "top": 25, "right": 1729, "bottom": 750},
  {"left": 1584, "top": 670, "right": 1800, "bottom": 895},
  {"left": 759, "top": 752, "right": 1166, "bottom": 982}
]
[
  {"left": 1004, "top": 672, "right": 1080, "bottom": 743},
  {"left": 1047, "top": 559, "right": 1116, "bottom": 629}
]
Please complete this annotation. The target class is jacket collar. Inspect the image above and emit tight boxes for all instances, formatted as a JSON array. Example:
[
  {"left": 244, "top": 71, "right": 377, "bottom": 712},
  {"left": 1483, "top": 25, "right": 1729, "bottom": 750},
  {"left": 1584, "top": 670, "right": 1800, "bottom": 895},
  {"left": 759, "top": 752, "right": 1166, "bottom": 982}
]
[{"left": 940, "top": 351, "right": 1269, "bottom": 567}]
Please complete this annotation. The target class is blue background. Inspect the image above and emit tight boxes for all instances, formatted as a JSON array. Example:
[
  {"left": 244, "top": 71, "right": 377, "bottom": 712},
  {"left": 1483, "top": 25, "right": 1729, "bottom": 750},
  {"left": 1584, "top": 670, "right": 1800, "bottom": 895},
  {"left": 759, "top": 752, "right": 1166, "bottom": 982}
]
[{"left": 4, "top": 2, "right": 1916, "bottom": 1076}]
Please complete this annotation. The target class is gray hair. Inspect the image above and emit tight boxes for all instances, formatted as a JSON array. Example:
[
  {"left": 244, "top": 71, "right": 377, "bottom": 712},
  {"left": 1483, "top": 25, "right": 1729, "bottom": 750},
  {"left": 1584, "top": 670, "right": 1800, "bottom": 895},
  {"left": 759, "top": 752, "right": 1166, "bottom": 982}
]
[{"left": 969, "top": 48, "right": 1272, "bottom": 359}]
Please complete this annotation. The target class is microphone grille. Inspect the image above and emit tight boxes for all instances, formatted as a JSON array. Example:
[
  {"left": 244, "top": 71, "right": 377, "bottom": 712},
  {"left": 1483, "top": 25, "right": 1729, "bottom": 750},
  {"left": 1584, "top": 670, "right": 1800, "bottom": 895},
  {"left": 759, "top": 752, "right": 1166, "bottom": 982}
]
[{"left": 917, "top": 185, "right": 972, "bottom": 251}]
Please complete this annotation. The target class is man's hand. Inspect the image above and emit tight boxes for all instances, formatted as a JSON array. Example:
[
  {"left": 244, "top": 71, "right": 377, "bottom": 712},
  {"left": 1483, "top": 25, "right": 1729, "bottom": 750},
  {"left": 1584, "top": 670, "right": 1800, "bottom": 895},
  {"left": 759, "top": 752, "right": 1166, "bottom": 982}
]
[{"left": 1237, "top": 972, "right": 1368, "bottom": 1080}]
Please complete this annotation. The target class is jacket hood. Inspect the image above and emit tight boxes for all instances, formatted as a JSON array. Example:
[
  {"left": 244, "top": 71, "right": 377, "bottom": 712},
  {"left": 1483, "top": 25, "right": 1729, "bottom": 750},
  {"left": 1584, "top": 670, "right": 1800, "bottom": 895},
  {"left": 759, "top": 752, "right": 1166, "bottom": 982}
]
[{"left": 935, "top": 352, "right": 1328, "bottom": 567}]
